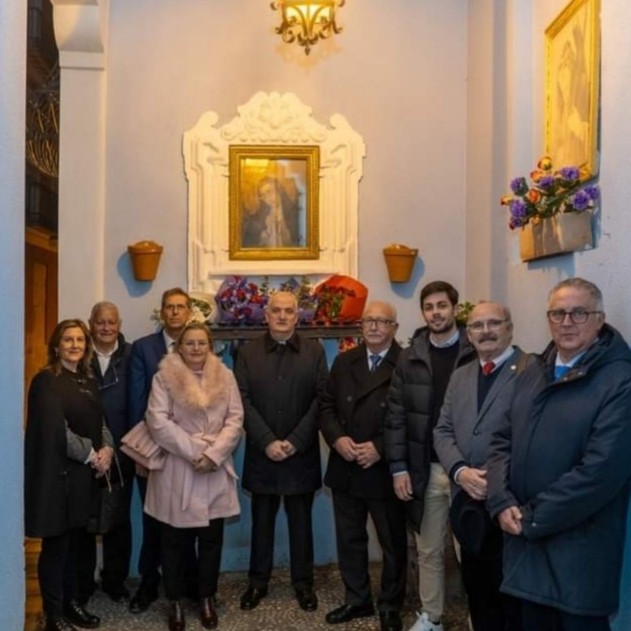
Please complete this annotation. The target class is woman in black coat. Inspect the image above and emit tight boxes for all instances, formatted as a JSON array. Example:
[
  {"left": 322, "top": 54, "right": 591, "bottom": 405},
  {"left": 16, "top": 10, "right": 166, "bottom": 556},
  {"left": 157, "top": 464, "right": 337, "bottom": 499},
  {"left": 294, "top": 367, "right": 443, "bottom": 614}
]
[{"left": 25, "top": 319, "right": 113, "bottom": 631}]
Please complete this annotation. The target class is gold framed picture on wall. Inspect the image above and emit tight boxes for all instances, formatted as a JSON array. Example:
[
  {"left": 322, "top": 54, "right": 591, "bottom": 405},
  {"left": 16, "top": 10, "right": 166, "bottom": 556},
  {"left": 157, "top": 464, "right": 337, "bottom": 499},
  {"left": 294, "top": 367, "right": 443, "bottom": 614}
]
[
  {"left": 228, "top": 145, "right": 320, "bottom": 261},
  {"left": 545, "top": 0, "right": 600, "bottom": 176}
]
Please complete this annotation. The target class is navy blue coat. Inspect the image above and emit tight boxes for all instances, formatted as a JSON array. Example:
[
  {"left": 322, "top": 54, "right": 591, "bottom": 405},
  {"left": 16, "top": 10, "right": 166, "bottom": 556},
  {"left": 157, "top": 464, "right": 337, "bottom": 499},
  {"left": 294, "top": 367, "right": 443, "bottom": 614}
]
[
  {"left": 92, "top": 333, "right": 132, "bottom": 445},
  {"left": 128, "top": 331, "right": 167, "bottom": 427},
  {"left": 487, "top": 324, "right": 631, "bottom": 616}
]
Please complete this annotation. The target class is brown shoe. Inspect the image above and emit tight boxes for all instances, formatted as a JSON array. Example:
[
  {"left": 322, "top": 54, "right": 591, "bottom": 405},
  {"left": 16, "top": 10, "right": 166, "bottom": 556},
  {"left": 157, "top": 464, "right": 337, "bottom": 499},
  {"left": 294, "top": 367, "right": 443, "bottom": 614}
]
[
  {"left": 200, "top": 597, "right": 218, "bottom": 629},
  {"left": 168, "top": 600, "right": 185, "bottom": 631}
]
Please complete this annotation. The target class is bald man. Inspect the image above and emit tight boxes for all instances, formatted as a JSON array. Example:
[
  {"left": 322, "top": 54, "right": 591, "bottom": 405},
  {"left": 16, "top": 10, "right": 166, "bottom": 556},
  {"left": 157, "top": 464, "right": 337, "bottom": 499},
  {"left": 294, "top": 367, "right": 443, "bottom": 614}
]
[{"left": 234, "top": 292, "right": 329, "bottom": 613}]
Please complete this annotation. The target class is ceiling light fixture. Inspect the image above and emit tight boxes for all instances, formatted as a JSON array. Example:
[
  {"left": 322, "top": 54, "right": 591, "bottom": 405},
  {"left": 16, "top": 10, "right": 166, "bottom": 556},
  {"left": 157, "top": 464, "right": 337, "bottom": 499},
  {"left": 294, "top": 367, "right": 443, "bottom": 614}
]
[{"left": 271, "top": 0, "right": 345, "bottom": 55}]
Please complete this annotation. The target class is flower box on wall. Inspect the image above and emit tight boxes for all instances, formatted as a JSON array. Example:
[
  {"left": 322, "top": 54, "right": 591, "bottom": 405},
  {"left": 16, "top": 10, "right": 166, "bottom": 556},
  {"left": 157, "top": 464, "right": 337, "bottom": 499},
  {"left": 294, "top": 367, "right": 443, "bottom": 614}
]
[{"left": 519, "top": 212, "right": 593, "bottom": 262}]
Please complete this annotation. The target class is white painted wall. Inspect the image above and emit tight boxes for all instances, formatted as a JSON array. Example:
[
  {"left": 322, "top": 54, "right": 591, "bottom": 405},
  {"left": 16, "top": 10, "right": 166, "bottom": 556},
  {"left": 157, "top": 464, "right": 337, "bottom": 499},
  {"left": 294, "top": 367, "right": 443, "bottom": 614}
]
[
  {"left": 466, "top": 1, "right": 631, "bottom": 625},
  {"left": 79, "top": 0, "right": 469, "bottom": 343},
  {"left": 0, "top": 2, "right": 26, "bottom": 628},
  {"left": 472, "top": 0, "right": 631, "bottom": 352}
]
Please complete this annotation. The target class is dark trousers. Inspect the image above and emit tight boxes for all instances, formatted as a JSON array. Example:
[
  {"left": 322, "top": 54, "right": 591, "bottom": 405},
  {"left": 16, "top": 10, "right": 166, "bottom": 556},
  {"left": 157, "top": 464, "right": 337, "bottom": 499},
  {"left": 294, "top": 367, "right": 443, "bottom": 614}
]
[
  {"left": 39, "top": 528, "right": 84, "bottom": 617},
  {"left": 461, "top": 547, "right": 522, "bottom": 631},
  {"left": 521, "top": 600, "right": 610, "bottom": 631},
  {"left": 136, "top": 474, "right": 162, "bottom": 588},
  {"left": 332, "top": 491, "right": 407, "bottom": 611},
  {"left": 75, "top": 529, "right": 97, "bottom": 604},
  {"left": 249, "top": 492, "right": 315, "bottom": 590},
  {"left": 79, "top": 469, "right": 134, "bottom": 596},
  {"left": 136, "top": 474, "right": 198, "bottom": 593},
  {"left": 161, "top": 519, "right": 224, "bottom": 601}
]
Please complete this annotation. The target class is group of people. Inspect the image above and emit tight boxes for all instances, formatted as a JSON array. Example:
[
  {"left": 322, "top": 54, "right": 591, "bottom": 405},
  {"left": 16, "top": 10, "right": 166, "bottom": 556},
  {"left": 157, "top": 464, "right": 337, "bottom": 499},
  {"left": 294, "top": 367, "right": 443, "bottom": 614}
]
[{"left": 24, "top": 276, "right": 631, "bottom": 631}]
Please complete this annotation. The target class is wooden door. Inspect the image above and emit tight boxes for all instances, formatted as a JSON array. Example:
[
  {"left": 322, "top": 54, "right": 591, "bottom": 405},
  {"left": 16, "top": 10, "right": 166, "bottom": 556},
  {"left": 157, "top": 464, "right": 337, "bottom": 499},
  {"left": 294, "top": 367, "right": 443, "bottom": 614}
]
[{"left": 24, "top": 226, "right": 57, "bottom": 631}]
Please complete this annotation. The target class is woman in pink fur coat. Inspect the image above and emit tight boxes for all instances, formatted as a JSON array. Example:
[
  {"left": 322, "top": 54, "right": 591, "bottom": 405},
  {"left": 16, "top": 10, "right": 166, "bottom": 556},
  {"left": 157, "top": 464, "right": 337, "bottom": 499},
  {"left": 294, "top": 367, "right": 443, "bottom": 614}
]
[{"left": 145, "top": 322, "right": 243, "bottom": 631}]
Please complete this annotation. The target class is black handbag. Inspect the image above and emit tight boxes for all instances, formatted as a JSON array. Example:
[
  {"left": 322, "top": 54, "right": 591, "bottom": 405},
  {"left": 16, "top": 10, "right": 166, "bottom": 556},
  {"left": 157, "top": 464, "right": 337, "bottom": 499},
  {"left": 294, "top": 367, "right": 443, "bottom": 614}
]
[{"left": 87, "top": 452, "right": 127, "bottom": 535}]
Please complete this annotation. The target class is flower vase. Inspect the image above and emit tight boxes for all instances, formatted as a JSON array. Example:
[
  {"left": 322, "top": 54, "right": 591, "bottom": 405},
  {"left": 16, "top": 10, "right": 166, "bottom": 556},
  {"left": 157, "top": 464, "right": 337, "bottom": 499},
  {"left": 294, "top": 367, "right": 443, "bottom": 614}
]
[{"left": 519, "top": 212, "right": 593, "bottom": 262}]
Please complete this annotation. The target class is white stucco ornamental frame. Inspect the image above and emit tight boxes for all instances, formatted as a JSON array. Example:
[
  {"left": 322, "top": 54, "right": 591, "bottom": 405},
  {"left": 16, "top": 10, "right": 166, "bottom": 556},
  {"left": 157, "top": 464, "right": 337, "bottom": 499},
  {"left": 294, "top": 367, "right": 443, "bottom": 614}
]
[{"left": 183, "top": 91, "right": 365, "bottom": 293}]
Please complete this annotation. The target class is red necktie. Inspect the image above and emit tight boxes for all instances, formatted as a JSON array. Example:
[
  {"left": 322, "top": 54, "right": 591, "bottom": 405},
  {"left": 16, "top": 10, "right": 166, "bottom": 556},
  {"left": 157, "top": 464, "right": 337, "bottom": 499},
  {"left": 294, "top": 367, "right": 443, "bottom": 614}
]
[{"left": 482, "top": 361, "right": 495, "bottom": 376}]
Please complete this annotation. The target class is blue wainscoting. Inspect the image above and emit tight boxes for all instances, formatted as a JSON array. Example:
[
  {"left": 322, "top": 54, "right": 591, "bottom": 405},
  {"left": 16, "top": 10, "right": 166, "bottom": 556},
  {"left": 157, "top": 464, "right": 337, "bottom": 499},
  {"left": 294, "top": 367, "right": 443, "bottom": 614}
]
[{"left": 129, "top": 335, "right": 359, "bottom": 575}]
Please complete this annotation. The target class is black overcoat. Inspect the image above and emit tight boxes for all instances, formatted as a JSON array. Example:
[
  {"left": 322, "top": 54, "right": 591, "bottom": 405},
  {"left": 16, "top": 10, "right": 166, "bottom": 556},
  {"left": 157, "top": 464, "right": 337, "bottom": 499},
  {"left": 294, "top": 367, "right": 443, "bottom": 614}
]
[
  {"left": 24, "top": 368, "right": 104, "bottom": 538},
  {"left": 234, "top": 332, "right": 328, "bottom": 495},
  {"left": 319, "top": 342, "right": 401, "bottom": 499}
]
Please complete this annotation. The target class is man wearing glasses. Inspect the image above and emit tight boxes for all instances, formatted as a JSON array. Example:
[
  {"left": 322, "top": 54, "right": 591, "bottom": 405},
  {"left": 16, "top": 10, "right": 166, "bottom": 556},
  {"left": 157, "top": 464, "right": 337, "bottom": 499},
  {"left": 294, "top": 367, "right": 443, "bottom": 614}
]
[
  {"left": 434, "top": 301, "right": 531, "bottom": 630},
  {"left": 487, "top": 278, "right": 631, "bottom": 630},
  {"left": 127, "top": 287, "right": 193, "bottom": 613},
  {"left": 385, "top": 281, "right": 476, "bottom": 631},
  {"left": 320, "top": 301, "right": 407, "bottom": 631}
]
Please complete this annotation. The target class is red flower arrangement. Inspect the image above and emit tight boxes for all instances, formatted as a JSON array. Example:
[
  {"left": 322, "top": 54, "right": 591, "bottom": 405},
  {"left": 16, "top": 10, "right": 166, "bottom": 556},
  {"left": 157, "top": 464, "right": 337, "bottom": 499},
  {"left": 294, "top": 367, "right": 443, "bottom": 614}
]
[{"left": 313, "top": 275, "right": 368, "bottom": 324}]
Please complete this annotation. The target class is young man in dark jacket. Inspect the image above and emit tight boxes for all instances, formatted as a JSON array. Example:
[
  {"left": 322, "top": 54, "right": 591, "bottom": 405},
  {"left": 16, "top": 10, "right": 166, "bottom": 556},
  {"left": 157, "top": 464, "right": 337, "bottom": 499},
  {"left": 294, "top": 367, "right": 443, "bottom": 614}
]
[{"left": 385, "top": 281, "right": 475, "bottom": 631}]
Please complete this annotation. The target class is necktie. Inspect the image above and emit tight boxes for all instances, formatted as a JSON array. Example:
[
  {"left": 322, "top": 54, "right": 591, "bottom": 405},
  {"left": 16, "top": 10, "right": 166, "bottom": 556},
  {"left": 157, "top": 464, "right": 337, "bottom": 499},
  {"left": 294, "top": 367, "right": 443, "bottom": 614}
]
[
  {"left": 482, "top": 361, "right": 495, "bottom": 376},
  {"left": 369, "top": 354, "right": 382, "bottom": 373},
  {"left": 555, "top": 364, "right": 570, "bottom": 380}
]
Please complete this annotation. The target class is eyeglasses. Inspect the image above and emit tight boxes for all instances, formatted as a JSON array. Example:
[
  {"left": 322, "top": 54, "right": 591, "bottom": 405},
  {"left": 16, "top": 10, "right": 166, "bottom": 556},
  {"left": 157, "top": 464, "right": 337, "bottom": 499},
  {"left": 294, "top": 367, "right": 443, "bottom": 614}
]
[
  {"left": 546, "top": 309, "right": 602, "bottom": 324},
  {"left": 360, "top": 318, "right": 396, "bottom": 328},
  {"left": 467, "top": 319, "right": 507, "bottom": 333},
  {"left": 163, "top": 304, "right": 188, "bottom": 312}
]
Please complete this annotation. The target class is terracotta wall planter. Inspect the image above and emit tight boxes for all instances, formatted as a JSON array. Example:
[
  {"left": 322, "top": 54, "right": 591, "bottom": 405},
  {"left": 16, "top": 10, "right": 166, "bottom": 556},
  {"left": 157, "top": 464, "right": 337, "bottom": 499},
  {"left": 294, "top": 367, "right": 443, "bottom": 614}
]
[
  {"left": 519, "top": 212, "right": 593, "bottom": 262},
  {"left": 127, "top": 240, "right": 163, "bottom": 281},
  {"left": 383, "top": 244, "right": 418, "bottom": 282}
]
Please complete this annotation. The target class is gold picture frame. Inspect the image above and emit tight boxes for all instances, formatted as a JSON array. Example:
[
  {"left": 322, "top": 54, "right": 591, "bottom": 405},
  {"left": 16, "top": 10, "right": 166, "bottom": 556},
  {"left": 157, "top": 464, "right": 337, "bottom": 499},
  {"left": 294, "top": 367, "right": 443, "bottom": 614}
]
[
  {"left": 229, "top": 145, "right": 320, "bottom": 260},
  {"left": 545, "top": 0, "right": 600, "bottom": 176}
]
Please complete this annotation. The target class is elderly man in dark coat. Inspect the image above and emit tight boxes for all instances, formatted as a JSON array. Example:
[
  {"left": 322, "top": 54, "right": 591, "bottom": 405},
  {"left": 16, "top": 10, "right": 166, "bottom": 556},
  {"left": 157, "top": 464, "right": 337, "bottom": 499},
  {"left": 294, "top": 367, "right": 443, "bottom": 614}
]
[
  {"left": 319, "top": 300, "right": 407, "bottom": 631},
  {"left": 88, "top": 301, "right": 134, "bottom": 603},
  {"left": 487, "top": 278, "right": 631, "bottom": 631},
  {"left": 234, "top": 291, "right": 328, "bottom": 613}
]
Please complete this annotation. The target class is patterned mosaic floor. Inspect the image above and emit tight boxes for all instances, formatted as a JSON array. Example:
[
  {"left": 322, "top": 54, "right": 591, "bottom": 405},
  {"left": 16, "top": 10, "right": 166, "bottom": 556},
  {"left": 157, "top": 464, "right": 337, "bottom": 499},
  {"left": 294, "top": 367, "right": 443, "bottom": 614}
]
[{"left": 51, "top": 564, "right": 470, "bottom": 631}]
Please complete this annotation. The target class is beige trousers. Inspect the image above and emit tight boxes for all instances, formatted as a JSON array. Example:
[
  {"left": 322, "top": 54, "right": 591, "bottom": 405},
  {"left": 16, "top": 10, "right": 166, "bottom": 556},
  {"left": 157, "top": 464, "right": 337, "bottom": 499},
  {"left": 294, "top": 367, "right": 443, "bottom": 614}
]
[{"left": 413, "top": 462, "right": 451, "bottom": 621}]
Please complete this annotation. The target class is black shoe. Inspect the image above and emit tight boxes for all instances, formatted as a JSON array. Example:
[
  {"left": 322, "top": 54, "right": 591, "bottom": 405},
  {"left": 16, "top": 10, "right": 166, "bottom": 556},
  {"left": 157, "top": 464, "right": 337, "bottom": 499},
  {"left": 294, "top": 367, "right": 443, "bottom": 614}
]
[
  {"left": 129, "top": 583, "right": 159, "bottom": 614},
  {"left": 45, "top": 616, "right": 78, "bottom": 631},
  {"left": 63, "top": 600, "right": 100, "bottom": 629},
  {"left": 240, "top": 585, "right": 268, "bottom": 610},
  {"left": 102, "top": 582, "right": 130, "bottom": 603},
  {"left": 326, "top": 602, "right": 375, "bottom": 624},
  {"left": 200, "top": 597, "right": 218, "bottom": 629},
  {"left": 379, "top": 610, "right": 403, "bottom": 631},
  {"left": 295, "top": 587, "right": 318, "bottom": 611},
  {"left": 168, "top": 600, "right": 185, "bottom": 631}
]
